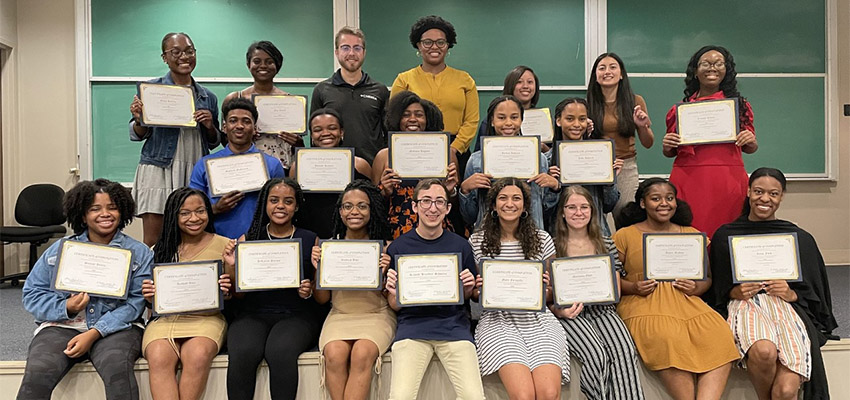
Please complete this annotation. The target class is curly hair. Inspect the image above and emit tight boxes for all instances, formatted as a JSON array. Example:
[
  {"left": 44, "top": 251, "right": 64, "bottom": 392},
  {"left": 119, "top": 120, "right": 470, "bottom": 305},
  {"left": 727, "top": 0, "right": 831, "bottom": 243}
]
[
  {"left": 683, "top": 45, "right": 748, "bottom": 125},
  {"left": 502, "top": 65, "right": 540, "bottom": 108},
  {"left": 586, "top": 52, "right": 637, "bottom": 139},
  {"left": 615, "top": 178, "right": 694, "bottom": 228},
  {"left": 64, "top": 179, "right": 135, "bottom": 235},
  {"left": 554, "top": 186, "right": 607, "bottom": 257},
  {"left": 153, "top": 188, "right": 215, "bottom": 263},
  {"left": 222, "top": 97, "right": 258, "bottom": 123},
  {"left": 485, "top": 95, "right": 525, "bottom": 137},
  {"left": 740, "top": 167, "right": 787, "bottom": 218},
  {"left": 246, "top": 41, "right": 284, "bottom": 74},
  {"left": 408, "top": 15, "right": 457, "bottom": 49},
  {"left": 553, "top": 97, "right": 594, "bottom": 141},
  {"left": 385, "top": 90, "right": 444, "bottom": 132},
  {"left": 330, "top": 180, "right": 392, "bottom": 241},
  {"left": 477, "top": 178, "right": 542, "bottom": 259},
  {"left": 245, "top": 178, "right": 305, "bottom": 241}
]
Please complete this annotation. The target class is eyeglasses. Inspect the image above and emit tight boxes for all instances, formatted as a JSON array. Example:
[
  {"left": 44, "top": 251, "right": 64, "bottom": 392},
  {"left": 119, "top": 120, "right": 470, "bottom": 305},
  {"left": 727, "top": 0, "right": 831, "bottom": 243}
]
[
  {"left": 698, "top": 60, "right": 725, "bottom": 69},
  {"left": 164, "top": 48, "right": 196, "bottom": 58},
  {"left": 415, "top": 198, "right": 448, "bottom": 209},
  {"left": 178, "top": 209, "right": 207, "bottom": 218},
  {"left": 341, "top": 202, "right": 370, "bottom": 212},
  {"left": 564, "top": 204, "right": 591, "bottom": 214},
  {"left": 419, "top": 39, "right": 448, "bottom": 49},
  {"left": 338, "top": 44, "right": 364, "bottom": 53}
]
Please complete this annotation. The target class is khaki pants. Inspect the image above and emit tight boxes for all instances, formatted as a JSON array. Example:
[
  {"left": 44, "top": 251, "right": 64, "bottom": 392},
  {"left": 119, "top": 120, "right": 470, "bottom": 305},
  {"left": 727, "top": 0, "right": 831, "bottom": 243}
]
[{"left": 389, "top": 339, "right": 485, "bottom": 400}]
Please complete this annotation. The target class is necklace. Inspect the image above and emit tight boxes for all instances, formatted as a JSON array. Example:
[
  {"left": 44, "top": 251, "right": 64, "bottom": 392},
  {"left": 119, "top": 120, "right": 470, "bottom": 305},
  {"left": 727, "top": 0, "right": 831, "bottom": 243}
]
[{"left": 266, "top": 223, "right": 295, "bottom": 240}]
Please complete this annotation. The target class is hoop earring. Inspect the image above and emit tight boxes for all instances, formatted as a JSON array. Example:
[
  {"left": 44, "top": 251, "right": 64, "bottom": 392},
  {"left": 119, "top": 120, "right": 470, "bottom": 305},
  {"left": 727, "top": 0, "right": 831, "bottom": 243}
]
[
  {"left": 416, "top": 50, "right": 421, "bottom": 57},
  {"left": 520, "top": 211, "right": 529, "bottom": 219},
  {"left": 490, "top": 210, "right": 498, "bottom": 218}
]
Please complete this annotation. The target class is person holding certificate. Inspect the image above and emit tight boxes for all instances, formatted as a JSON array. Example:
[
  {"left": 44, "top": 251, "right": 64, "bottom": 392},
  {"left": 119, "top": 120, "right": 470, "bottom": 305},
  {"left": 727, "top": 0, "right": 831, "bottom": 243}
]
[
  {"left": 460, "top": 95, "right": 560, "bottom": 230},
  {"left": 290, "top": 108, "right": 372, "bottom": 239},
  {"left": 140, "top": 188, "right": 232, "bottom": 400},
  {"left": 613, "top": 178, "right": 738, "bottom": 400},
  {"left": 586, "top": 53, "right": 653, "bottom": 230},
  {"left": 19, "top": 179, "right": 153, "bottom": 400},
  {"left": 550, "top": 186, "right": 644, "bottom": 400},
  {"left": 383, "top": 179, "right": 484, "bottom": 399},
  {"left": 371, "top": 90, "right": 462, "bottom": 239},
  {"left": 189, "top": 97, "right": 285, "bottom": 239},
  {"left": 707, "top": 168, "right": 837, "bottom": 400},
  {"left": 224, "top": 41, "right": 301, "bottom": 170},
  {"left": 467, "top": 178, "right": 568, "bottom": 399},
  {"left": 223, "top": 178, "right": 326, "bottom": 400},
  {"left": 311, "top": 181, "right": 395, "bottom": 400},
  {"left": 129, "top": 32, "right": 221, "bottom": 247}
]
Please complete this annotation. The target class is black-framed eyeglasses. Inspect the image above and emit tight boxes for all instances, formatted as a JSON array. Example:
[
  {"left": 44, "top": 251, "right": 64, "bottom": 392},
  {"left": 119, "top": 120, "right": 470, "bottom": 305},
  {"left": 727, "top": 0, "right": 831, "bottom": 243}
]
[
  {"left": 164, "top": 48, "right": 196, "bottom": 58},
  {"left": 698, "top": 60, "right": 725, "bottom": 69},
  {"left": 419, "top": 39, "right": 448, "bottom": 49}
]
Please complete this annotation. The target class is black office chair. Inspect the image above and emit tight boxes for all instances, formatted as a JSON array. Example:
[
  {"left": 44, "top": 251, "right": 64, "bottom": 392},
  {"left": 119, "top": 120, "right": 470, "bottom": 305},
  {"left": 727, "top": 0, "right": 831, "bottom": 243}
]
[{"left": 1, "top": 183, "right": 67, "bottom": 285}]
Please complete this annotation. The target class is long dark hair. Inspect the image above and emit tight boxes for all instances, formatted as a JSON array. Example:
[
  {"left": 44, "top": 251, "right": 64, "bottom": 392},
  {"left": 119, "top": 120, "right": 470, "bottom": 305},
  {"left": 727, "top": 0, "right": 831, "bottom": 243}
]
[
  {"left": 740, "top": 167, "right": 787, "bottom": 218},
  {"left": 153, "top": 188, "right": 215, "bottom": 263},
  {"left": 330, "top": 180, "right": 392, "bottom": 241},
  {"left": 616, "top": 178, "right": 694, "bottom": 228},
  {"left": 477, "top": 178, "right": 542, "bottom": 259},
  {"left": 485, "top": 95, "right": 525, "bottom": 137},
  {"left": 586, "top": 52, "right": 636, "bottom": 139},
  {"left": 502, "top": 65, "right": 540, "bottom": 108},
  {"left": 683, "top": 45, "right": 747, "bottom": 124},
  {"left": 553, "top": 97, "right": 595, "bottom": 141},
  {"left": 554, "top": 186, "right": 606, "bottom": 257},
  {"left": 245, "top": 178, "right": 304, "bottom": 241}
]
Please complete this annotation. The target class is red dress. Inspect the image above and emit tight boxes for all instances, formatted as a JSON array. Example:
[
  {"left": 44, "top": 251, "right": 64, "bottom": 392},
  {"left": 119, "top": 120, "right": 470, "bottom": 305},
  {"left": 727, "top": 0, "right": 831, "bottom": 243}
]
[{"left": 665, "top": 91, "right": 755, "bottom": 238}]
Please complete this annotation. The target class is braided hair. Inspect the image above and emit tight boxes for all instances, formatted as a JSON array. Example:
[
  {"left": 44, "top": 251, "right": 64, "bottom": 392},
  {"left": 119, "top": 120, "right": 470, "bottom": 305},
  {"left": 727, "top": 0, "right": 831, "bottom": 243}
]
[
  {"left": 153, "top": 187, "right": 215, "bottom": 263},
  {"left": 245, "top": 178, "right": 304, "bottom": 241},
  {"left": 330, "top": 180, "right": 392, "bottom": 241}
]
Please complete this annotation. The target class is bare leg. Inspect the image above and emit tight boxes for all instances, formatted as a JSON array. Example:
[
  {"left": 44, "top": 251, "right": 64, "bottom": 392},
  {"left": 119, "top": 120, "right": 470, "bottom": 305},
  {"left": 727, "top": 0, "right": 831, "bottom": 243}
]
[
  {"left": 144, "top": 340, "right": 179, "bottom": 400},
  {"left": 344, "top": 340, "right": 379, "bottom": 400},
  {"left": 695, "top": 362, "right": 732, "bottom": 400},
  {"left": 176, "top": 337, "right": 218, "bottom": 400},
  {"left": 530, "top": 364, "right": 562, "bottom": 400},
  {"left": 498, "top": 363, "right": 536, "bottom": 400},
  {"left": 770, "top": 364, "right": 803, "bottom": 400},
  {"left": 745, "top": 340, "right": 779, "bottom": 400},
  {"left": 323, "top": 340, "right": 352, "bottom": 400},
  {"left": 656, "top": 368, "right": 696, "bottom": 400},
  {"left": 141, "top": 213, "right": 163, "bottom": 247}
]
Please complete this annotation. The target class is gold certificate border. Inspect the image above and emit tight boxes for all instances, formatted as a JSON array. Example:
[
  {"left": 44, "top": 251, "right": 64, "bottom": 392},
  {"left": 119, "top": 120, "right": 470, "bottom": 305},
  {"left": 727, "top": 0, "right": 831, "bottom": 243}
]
[
  {"left": 235, "top": 240, "right": 302, "bottom": 291},
  {"left": 388, "top": 132, "right": 450, "bottom": 179},
  {"left": 252, "top": 94, "right": 308, "bottom": 134},
  {"left": 729, "top": 233, "right": 801, "bottom": 282},
  {"left": 522, "top": 108, "right": 554, "bottom": 142},
  {"left": 295, "top": 148, "right": 354, "bottom": 192},
  {"left": 676, "top": 98, "right": 738, "bottom": 145},
  {"left": 317, "top": 240, "right": 383, "bottom": 289},
  {"left": 642, "top": 233, "right": 707, "bottom": 281},
  {"left": 138, "top": 83, "right": 197, "bottom": 127},
  {"left": 205, "top": 152, "right": 269, "bottom": 197},
  {"left": 556, "top": 139, "right": 615, "bottom": 185},
  {"left": 480, "top": 259, "right": 544, "bottom": 311},
  {"left": 481, "top": 136, "right": 541, "bottom": 179},
  {"left": 54, "top": 240, "right": 133, "bottom": 299},
  {"left": 551, "top": 255, "right": 618, "bottom": 306},
  {"left": 152, "top": 261, "right": 221, "bottom": 315},
  {"left": 396, "top": 253, "right": 461, "bottom": 306}
]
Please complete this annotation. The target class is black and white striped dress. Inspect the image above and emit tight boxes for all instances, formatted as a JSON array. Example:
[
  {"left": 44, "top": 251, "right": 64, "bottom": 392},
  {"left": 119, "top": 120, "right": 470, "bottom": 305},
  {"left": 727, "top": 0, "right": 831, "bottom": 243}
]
[{"left": 469, "top": 229, "right": 570, "bottom": 383}]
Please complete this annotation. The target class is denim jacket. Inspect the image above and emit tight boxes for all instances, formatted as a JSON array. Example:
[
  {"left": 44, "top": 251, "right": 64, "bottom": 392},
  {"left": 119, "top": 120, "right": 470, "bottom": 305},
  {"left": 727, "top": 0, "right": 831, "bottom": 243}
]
[
  {"left": 129, "top": 72, "right": 220, "bottom": 168},
  {"left": 22, "top": 231, "right": 153, "bottom": 337},
  {"left": 459, "top": 150, "right": 558, "bottom": 230}
]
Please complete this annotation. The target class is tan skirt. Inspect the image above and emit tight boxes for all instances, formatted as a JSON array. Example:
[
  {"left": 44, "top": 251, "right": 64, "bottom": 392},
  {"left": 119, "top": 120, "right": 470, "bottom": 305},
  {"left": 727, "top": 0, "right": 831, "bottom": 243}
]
[{"left": 142, "top": 313, "right": 226, "bottom": 355}]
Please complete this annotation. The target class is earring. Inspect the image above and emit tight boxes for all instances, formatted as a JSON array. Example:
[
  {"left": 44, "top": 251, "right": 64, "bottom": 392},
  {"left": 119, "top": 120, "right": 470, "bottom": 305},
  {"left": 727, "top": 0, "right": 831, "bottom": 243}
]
[
  {"left": 490, "top": 210, "right": 498, "bottom": 218},
  {"left": 447, "top": 51, "right": 451, "bottom": 57},
  {"left": 520, "top": 211, "right": 529, "bottom": 219},
  {"left": 416, "top": 50, "right": 421, "bottom": 57}
]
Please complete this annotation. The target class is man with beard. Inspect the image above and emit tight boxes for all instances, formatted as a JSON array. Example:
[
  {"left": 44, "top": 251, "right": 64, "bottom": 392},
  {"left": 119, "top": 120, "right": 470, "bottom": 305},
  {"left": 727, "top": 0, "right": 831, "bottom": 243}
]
[{"left": 310, "top": 26, "right": 389, "bottom": 164}]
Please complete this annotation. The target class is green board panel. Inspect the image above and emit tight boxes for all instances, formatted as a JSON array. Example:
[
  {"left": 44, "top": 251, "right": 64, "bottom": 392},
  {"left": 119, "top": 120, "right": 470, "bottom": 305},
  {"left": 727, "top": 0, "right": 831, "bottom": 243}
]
[
  {"left": 91, "top": 0, "right": 334, "bottom": 78},
  {"left": 92, "top": 82, "right": 316, "bottom": 182},
  {"left": 630, "top": 77, "right": 825, "bottom": 175},
  {"left": 360, "top": 0, "right": 585, "bottom": 88},
  {"left": 608, "top": 0, "right": 825, "bottom": 73}
]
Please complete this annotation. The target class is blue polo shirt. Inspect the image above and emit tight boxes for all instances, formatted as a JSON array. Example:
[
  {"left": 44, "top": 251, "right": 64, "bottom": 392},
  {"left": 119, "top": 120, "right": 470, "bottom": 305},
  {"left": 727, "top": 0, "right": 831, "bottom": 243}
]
[{"left": 189, "top": 144, "right": 285, "bottom": 239}]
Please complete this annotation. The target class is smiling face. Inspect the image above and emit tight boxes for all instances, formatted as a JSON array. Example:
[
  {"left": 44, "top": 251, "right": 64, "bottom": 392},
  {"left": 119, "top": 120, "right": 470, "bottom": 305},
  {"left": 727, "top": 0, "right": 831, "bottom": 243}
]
[
  {"left": 310, "top": 114, "right": 343, "bottom": 147},
  {"left": 640, "top": 183, "right": 678, "bottom": 224},
  {"left": 556, "top": 102, "right": 589, "bottom": 140},
  {"left": 747, "top": 176, "right": 784, "bottom": 221},
  {"left": 512, "top": 70, "right": 536, "bottom": 108},
  {"left": 161, "top": 34, "right": 196, "bottom": 77},
  {"left": 265, "top": 183, "right": 297, "bottom": 227},
  {"left": 86, "top": 193, "right": 121, "bottom": 243},
  {"left": 495, "top": 185, "right": 525, "bottom": 224},
  {"left": 224, "top": 108, "right": 256, "bottom": 151},
  {"left": 696, "top": 50, "right": 727, "bottom": 93},
  {"left": 335, "top": 33, "right": 366, "bottom": 73},
  {"left": 492, "top": 100, "right": 522, "bottom": 136},
  {"left": 340, "top": 189, "right": 371, "bottom": 231},
  {"left": 417, "top": 28, "right": 448, "bottom": 67},
  {"left": 563, "top": 193, "right": 592, "bottom": 231},
  {"left": 412, "top": 184, "right": 450, "bottom": 230},
  {"left": 595, "top": 56, "right": 622, "bottom": 88},
  {"left": 248, "top": 48, "right": 278, "bottom": 82},
  {"left": 177, "top": 194, "right": 209, "bottom": 237},
  {"left": 401, "top": 102, "right": 426, "bottom": 132}
]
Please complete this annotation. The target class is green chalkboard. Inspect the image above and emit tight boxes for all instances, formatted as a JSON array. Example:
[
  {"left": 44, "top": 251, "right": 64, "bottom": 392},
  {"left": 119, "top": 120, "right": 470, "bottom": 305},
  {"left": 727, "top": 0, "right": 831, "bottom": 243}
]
[
  {"left": 360, "top": 0, "right": 585, "bottom": 87},
  {"left": 607, "top": 0, "right": 825, "bottom": 73}
]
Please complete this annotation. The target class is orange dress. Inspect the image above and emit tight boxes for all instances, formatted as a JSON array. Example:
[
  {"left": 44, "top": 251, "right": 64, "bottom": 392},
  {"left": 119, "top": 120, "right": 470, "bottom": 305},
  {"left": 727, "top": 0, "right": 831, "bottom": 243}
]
[{"left": 613, "top": 225, "right": 738, "bottom": 372}]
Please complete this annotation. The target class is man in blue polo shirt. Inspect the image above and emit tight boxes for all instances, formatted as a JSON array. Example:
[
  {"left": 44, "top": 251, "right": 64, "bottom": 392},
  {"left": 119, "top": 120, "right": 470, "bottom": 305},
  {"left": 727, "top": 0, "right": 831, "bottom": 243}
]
[{"left": 189, "top": 97, "right": 285, "bottom": 238}]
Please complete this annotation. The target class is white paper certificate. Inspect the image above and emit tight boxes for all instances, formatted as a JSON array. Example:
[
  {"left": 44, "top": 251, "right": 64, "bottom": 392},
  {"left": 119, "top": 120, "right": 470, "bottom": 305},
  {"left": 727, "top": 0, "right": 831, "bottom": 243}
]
[
  {"left": 253, "top": 95, "right": 308, "bottom": 134},
  {"left": 676, "top": 98, "right": 739, "bottom": 145},
  {"left": 396, "top": 254, "right": 461, "bottom": 306},
  {"left": 388, "top": 133, "right": 450, "bottom": 179},
  {"left": 643, "top": 233, "right": 707, "bottom": 281},
  {"left": 295, "top": 148, "right": 354, "bottom": 192},
  {"left": 53, "top": 240, "right": 133, "bottom": 299},
  {"left": 480, "top": 260, "right": 544, "bottom": 312},
  {"left": 481, "top": 136, "right": 540, "bottom": 179},
  {"left": 152, "top": 261, "right": 221, "bottom": 315},
  {"left": 522, "top": 108, "right": 554, "bottom": 142},
  {"left": 137, "top": 83, "right": 197, "bottom": 127},
  {"left": 235, "top": 240, "right": 302, "bottom": 292},
  {"left": 205, "top": 153, "right": 269, "bottom": 197},
  {"left": 729, "top": 233, "right": 802, "bottom": 282},
  {"left": 317, "top": 240, "right": 383, "bottom": 290},
  {"left": 551, "top": 255, "right": 618, "bottom": 306},
  {"left": 557, "top": 140, "right": 615, "bottom": 185}
]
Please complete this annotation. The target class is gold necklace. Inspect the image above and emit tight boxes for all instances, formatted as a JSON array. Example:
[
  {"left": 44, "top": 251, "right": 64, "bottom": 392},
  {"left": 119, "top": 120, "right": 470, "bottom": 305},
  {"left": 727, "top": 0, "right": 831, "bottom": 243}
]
[{"left": 266, "top": 223, "right": 295, "bottom": 239}]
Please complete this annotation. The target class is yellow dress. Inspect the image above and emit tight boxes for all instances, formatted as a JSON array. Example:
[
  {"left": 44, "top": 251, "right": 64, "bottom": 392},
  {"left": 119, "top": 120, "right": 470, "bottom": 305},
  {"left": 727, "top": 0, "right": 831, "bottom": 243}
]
[
  {"left": 613, "top": 225, "right": 738, "bottom": 372},
  {"left": 142, "top": 234, "right": 229, "bottom": 354}
]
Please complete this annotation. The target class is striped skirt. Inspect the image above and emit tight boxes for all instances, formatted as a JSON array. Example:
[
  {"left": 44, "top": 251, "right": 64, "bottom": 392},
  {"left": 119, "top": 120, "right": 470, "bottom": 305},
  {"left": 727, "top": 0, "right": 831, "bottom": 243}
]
[{"left": 727, "top": 293, "right": 811, "bottom": 379}]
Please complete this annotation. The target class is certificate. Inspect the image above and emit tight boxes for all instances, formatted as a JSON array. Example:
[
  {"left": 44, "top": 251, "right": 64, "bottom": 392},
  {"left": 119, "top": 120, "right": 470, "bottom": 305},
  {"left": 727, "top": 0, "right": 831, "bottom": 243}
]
[
  {"left": 252, "top": 94, "right": 308, "bottom": 134},
  {"left": 521, "top": 108, "right": 554, "bottom": 142},
  {"left": 205, "top": 152, "right": 269, "bottom": 197},
  {"left": 643, "top": 233, "right": 707, "bottom": 281},
  {"left": 480, "top": 260, "right": 545, "bottom": 312},
  {"left": 152, "top": 261, "right": 222, "bottom": 316},
  {"left": 295, "top": 148, "right": 354, "bottom": 192},
  {"left": 551, "top": 255, "right": 619, "bottom": 306},
  {"left": 137, "top": 82, "right": 197, "bottom": 128},
  {"left": 481, "top": 136, "right": 540, "bottom": 179},
  {"left": 396, "top": 253, "right": 462, "bottom": 307},
  {"left": 556, "top": 140, "right": 615, "bottom": 185},
  {"left": 234, "top": 240, "right": 302, "bottom": 292},
  {"left": 729, "top": 233, "right": 802, "bottom": 282},
  {"left": 52, "top": 239, "right": 133, "bottom": 299},
  {"left": 388, "top": 132, "right": 451, "bottom": 179},
  {"left": 316, "top": 240, "right": 383, "bottom": 290},
  {"left": 675, "top": 98, "right": 739, "bottom": 145}
]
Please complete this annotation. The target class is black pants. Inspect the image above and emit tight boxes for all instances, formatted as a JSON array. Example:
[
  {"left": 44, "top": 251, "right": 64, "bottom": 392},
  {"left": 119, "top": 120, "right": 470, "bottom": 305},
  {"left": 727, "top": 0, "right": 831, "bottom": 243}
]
[
  {"left": 226, "top": 311, "right": 322, "bottom": 400},
  {"left": 17, "top": 326, "right": 143, "bottom": 400}
]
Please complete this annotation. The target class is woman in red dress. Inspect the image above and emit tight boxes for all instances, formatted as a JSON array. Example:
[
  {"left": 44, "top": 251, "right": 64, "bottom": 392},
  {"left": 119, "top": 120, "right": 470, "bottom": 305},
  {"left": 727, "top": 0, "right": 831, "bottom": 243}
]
[{"left": 662, "top": 45, "right": 758, "bottom": 238}]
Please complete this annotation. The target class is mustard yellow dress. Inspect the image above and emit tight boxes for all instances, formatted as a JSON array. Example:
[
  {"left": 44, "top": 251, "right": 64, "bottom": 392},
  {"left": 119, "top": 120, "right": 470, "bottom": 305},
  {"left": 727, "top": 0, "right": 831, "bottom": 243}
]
[
  {"left": 613, "top": 225, "right": 738, "bottom": 372},
  {"left": 142, "top": 234, "right": 229, "bottom": 354}
]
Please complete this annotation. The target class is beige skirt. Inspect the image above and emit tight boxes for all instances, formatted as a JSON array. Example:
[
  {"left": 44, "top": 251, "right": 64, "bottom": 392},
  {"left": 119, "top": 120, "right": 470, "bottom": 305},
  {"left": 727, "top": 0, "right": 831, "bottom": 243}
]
[{"left": 142, "top": 313, "right": 226, "bottom": 355}]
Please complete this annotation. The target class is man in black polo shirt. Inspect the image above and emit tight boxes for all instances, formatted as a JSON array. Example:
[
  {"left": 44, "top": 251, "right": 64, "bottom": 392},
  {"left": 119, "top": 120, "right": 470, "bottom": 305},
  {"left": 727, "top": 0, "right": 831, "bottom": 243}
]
[{"left": 310, "top": 26, "right": 389, "bottom": 164}]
